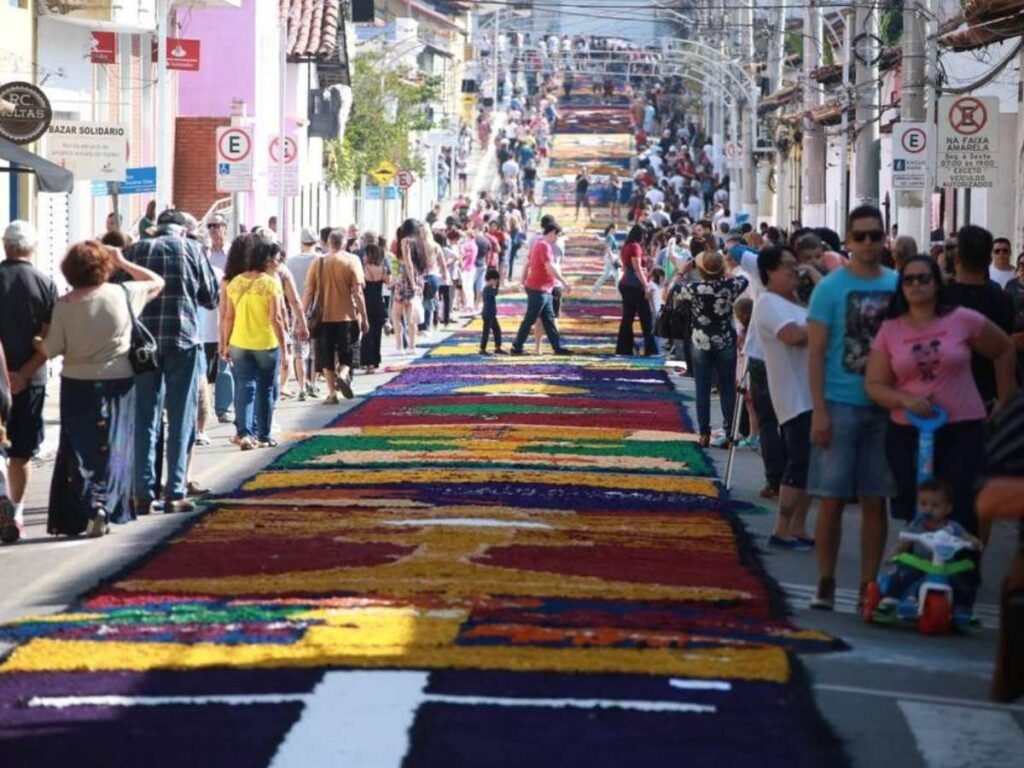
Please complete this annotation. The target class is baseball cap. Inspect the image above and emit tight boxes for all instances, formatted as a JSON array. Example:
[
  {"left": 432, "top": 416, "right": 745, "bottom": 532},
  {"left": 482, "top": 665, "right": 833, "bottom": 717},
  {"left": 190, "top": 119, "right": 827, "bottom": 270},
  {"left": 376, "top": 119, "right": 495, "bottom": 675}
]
[
  {"left": 157, "top": 209, "right": 187, "bottom": 227},
  {"left": 208, "top": 213, "right": 227, "bottom": 228},
  {"left": 300, "top": 226, "right": 318, "bottom": 245},
  {"left": 2, "top": 220, "right": 37, "bottom": 251}
]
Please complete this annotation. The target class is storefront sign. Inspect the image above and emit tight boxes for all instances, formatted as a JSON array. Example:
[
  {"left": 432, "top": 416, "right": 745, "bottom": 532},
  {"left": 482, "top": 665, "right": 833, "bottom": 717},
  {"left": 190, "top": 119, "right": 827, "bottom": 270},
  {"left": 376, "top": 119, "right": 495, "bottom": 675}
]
[
  {"left": 46, "top": 121, "right": 127, "bottom": 182},
  {"left": 0, "top": 81, "right": 53, "bottom": 145},
  {"left": 151, "top": 38, "right": 201, "bottom": 71},
  {"left": 90, "top": 32, "right": 117, "bottom": 64}
]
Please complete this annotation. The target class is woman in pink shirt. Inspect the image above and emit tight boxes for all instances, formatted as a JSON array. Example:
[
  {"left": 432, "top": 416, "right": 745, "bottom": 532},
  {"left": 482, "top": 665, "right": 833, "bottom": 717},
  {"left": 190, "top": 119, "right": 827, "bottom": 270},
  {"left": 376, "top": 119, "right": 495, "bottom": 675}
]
[{"left": 866, "top": 255, "right": 1015, "bottom": 532}]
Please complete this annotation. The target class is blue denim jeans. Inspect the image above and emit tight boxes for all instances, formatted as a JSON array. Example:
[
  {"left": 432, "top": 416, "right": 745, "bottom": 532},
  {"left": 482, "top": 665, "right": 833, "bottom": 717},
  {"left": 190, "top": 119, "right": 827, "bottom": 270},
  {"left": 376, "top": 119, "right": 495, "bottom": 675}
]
[
  {"left": 134, "top": 344, "right": 203, "bottom": 503},
  {"left": 422, "top": 274, "right": 441, "bottom": 329},
  {"left": 230, "top": 346, "right": 280, "bottom": 442},
  {"left": 511, "top": 289, "right": 563, "bottom": 352},
  {"left": 691, "top": 345, "right": 737, "bottom": 437},
  {"left": 214, "top": 358, "right": 234, "bottom": 418}
]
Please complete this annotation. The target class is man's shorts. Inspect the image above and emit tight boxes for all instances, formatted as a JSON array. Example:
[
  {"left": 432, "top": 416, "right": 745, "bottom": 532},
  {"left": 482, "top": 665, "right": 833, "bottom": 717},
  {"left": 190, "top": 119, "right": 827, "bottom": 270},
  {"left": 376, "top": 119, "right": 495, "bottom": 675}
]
[
  {"left": 807, "top": 400, "right": 896, "bottom": 500},
  {"left": 6, "top": 385, "right": 46, "bottom": 460},
  {"left": 316, "top": 321, "right": 360, "bottom": 371}
]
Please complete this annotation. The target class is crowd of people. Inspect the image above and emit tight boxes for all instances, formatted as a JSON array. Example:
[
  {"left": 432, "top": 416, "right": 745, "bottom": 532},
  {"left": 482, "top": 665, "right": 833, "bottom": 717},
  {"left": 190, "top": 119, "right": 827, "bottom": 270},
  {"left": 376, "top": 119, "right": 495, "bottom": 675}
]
[{"left": 2, "top": 65, "right": 1024, "bottom": 643}]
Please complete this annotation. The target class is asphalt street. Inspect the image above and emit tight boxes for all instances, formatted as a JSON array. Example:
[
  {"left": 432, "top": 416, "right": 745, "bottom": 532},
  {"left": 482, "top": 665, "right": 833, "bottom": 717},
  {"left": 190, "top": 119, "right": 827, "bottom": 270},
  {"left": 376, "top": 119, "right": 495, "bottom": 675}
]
[{"left": 1, "top": 323, "right": 1020, "bottom": 768}]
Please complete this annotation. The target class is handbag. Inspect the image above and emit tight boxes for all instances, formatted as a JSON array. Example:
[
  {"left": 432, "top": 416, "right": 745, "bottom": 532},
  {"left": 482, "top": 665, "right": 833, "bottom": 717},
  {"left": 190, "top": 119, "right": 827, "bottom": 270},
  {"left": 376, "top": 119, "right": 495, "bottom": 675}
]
[
  {"left": 410, "top": 294, "right": 425, "bottom": 326},
  {"left": 305, "top": 260, "right": 326, "bottom": 339},
  {"left": 121, "top": 285, "right": 158, "bottom": 374}
]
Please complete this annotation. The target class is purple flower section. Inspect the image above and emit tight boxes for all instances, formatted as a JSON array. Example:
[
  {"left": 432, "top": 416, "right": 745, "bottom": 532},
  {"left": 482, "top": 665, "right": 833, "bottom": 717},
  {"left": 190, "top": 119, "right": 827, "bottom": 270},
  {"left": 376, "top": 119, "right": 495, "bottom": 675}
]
[
  {"left": 0, "top": 670, "right": 315, "bottom": 767},
  {"left": 390, "top": 364, "right": 665, "bottom": 381},
  {"left": 225, "top": 481, "right": 727, "bottom": 513},
  {"left": 409, "top": 670, "right": 845, "bottom": 768}
]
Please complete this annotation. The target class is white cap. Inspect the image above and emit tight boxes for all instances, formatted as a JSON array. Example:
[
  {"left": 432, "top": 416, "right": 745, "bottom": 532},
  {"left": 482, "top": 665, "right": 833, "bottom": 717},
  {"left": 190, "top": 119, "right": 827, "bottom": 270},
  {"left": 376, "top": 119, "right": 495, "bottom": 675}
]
[{"left": 2, "top": 220, "right": 37, "bottom": 252}]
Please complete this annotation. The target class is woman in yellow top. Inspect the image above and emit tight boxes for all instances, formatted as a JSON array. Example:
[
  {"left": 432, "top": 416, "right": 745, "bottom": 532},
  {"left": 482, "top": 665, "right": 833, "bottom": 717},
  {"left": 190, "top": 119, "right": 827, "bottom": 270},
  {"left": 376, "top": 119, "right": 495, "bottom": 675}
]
[{"left": 220, "top": 240, "right": 288, "bottom": 450}]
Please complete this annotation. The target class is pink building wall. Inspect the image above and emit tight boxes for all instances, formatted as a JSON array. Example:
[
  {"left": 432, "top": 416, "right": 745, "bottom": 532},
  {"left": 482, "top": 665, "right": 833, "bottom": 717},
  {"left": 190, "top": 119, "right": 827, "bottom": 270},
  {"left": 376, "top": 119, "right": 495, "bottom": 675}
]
[{"left": 177, "top": 0, "right": 257, "bottom": 117}]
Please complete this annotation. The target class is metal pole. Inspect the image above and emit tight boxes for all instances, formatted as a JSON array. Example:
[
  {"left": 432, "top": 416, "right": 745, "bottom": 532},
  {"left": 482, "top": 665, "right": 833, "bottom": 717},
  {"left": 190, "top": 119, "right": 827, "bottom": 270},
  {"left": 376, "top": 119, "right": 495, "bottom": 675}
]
[
  {"left": 155, "top": 0, "right": 171, "bottom": 213},
  {"left": 897, "top": 0, "right": 926, "bottom": 247},
  {"left": 802, "top": 1, "right": 826, "bottom": 227},
  {"left": 854, "top": 1, "right": 880, "bottom": 205},
  {"left": 839, "top": 9, "right": 853, "bottom": 228}
]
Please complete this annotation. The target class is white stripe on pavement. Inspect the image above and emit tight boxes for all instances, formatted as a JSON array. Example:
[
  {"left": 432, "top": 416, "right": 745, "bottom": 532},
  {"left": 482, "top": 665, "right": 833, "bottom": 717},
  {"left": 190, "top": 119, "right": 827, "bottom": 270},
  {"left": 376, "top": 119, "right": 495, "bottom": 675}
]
[
  {"left": 815, "top": 684, "right": 1024, "bottom": 714},
  {"left": 271, "top": 671, "right": 426, "bottom": 768},
  {"left": 899, "top": 700, "right": 1024, "bottom": 768}
]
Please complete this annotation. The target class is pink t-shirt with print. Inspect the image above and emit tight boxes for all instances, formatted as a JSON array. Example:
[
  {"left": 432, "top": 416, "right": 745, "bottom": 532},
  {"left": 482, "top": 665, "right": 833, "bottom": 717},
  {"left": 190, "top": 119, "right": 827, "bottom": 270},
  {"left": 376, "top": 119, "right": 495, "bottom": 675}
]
[{"left": 871, "top": 307, "right": 987, "bottom": 425}]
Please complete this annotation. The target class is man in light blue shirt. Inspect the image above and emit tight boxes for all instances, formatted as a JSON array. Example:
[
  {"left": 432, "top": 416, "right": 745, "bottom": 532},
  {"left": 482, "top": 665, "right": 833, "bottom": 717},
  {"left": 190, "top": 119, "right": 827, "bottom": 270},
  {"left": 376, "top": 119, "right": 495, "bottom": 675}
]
[{"left": 806, "top": 204, "right": 898, "bottom": 610}]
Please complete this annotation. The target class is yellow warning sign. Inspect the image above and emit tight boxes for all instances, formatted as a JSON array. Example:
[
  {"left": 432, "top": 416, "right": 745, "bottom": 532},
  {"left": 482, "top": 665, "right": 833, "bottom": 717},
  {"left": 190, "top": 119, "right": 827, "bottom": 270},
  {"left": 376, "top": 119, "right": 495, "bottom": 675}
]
[{"left": 368, "top": 160, "right": 397, "bottom": 186}]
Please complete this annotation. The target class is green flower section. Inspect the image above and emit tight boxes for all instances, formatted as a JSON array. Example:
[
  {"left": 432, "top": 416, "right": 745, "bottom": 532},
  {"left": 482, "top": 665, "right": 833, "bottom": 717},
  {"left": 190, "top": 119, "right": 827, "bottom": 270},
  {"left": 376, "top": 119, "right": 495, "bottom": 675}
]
[{"left": 273, "top": 435, "right": 712, "bottom": 476}]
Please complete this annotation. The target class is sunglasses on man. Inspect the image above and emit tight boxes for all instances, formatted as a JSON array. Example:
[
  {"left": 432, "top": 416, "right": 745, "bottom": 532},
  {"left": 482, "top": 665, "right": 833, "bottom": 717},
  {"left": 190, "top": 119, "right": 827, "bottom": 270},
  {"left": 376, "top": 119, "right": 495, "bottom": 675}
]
[{"left": 850, "top": 229, "right": 884, "bottom": 243}]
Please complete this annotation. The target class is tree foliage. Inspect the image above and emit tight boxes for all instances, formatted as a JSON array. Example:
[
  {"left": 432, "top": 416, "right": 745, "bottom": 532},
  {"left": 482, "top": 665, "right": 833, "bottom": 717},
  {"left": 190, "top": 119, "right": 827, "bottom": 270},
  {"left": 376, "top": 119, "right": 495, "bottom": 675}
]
[{"left": 324, "top": 53, "right": 442, "bottom": 192}]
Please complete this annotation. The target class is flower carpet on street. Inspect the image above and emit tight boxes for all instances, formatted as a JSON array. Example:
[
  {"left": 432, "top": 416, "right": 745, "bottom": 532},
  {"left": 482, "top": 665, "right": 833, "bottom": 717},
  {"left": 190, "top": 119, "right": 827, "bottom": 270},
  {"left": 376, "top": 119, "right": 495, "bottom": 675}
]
[{"left": 0, "top": 104, "right": 847, "bottom": 767}]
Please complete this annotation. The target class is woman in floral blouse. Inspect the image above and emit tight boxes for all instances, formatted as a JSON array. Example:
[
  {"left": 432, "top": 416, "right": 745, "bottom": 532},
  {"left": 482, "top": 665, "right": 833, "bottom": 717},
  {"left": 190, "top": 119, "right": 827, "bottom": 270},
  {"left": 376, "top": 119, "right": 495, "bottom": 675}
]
[{"left": 681, "top": 250, "right": 749, "bottom": 447}]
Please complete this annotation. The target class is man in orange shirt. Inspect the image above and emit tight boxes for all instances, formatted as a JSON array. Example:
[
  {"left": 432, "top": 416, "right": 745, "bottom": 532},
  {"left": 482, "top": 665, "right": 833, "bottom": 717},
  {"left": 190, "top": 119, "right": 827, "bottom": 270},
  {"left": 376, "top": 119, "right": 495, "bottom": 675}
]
[{"left": 304, "top": 230, "right": 369, "bottom": 403}]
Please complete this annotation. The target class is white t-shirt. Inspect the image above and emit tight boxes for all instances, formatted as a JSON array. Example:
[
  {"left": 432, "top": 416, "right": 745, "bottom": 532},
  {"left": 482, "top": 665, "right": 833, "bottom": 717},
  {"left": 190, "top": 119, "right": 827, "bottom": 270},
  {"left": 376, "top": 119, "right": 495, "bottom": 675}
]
[
  {"left": 989, "top": 264, "right": 1016, "bottom": 289},
  {"left": 501, "top": 159, "right": 520, "bottom": 179},
  {"left": 287, "top": 251, "right": 320, "bottom": 300},
  {"left": 735, "top": 249, "right": 766, "bottom": 360},
  {"left": 200, "top": 265, "right": 224, "bottom": 344},
  {"left": 752, "top": 292, "right": 812, "bottom": 425},
  {"left": 645, "top": 187, "right": 664, "bottom": 206}
]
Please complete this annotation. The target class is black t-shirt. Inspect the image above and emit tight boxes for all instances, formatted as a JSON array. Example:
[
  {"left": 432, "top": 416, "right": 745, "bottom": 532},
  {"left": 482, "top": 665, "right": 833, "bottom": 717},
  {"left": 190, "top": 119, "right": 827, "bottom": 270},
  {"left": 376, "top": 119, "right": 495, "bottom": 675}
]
[
  {"left": 0, "top": 259, "right": 57, "bottom": 387},
  {"left": 575, "top": 175, "right": 589, "bottom": 194},
  {"left": 946, "top": 279, "right": 1015, "bottom": 405}
]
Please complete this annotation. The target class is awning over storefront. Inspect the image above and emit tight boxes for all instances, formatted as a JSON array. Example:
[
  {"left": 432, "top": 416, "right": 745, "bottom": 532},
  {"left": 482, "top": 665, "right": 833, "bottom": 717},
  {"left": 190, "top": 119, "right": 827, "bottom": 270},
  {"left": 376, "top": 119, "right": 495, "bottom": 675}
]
[{"left": 0, "top": 138, "right": 74, "bottom": 193}]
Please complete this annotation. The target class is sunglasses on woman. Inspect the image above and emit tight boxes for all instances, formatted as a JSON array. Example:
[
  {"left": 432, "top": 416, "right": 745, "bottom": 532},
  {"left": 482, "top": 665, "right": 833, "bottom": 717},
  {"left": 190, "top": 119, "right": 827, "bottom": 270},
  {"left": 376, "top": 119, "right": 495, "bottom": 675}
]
[
  {"left": 902, "top": 273, "right": 933, "bottom": 286},
  {"left": 850, "top": 229, "right": 885, "bottom": 243}
]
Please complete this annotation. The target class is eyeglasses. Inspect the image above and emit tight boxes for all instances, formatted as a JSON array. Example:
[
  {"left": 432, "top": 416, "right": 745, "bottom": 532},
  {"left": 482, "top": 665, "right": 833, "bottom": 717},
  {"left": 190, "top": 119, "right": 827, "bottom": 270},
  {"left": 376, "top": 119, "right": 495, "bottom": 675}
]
[
  {"left": 902, "top": 273, "right": 934, "bottom": 286},
  {"left": 850, "top": 230, "right": 885, "bottom": 243},
  {"left": 994, "top": 248, "right": 1011, "bottom": 254}
]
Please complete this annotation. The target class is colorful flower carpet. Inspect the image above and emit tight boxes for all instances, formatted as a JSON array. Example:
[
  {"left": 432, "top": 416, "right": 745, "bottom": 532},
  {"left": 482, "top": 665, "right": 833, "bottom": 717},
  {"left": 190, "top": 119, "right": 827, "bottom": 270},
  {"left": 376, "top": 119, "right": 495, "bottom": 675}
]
[{"left": 0, "top": 108, "right": 846, "bottom": 768}]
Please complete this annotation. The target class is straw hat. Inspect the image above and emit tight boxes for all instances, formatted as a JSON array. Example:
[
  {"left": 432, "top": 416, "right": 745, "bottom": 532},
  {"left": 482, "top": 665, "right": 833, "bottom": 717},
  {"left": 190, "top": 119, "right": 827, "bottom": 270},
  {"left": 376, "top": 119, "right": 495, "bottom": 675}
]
[{"left": 696, "top": 250, "right": 725, "bottom": 278}]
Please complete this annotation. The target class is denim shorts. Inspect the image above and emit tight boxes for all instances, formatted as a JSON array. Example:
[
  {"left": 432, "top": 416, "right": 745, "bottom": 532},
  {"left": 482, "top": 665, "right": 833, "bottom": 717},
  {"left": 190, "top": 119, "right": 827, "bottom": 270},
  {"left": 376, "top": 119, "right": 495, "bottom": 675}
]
[{"left": 807, "top": 400, "right": 896, "bottom": 500}]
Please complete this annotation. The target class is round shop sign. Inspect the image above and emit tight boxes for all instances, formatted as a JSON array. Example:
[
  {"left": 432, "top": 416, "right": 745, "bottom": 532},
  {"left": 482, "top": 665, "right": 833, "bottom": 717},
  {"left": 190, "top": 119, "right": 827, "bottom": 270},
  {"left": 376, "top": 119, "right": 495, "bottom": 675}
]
[{"left": 0, "top": 81, "right": 53, "bottom": 145}]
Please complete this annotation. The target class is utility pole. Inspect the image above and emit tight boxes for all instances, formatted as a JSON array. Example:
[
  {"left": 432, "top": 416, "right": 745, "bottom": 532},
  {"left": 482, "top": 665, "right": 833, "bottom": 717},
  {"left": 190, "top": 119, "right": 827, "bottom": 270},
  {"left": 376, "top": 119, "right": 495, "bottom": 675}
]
[
  {"left": 493, "top": 8, "right": 501, "bottom": 107},
  {"left": 770, "top": 0, "right": 788, "bottom": 226},
  {"left": 740, "top": 1, "right": 757, "bottom": 220},
  {"left": 838, "top": 8, "right": 853, "bottom": 227},
  {"left": 278, "top": 8, "right": 289, "bottom": 252},
  {"left": 801, "top": 1, "right": 826, "bottom": 226},
  {"left": 897, "top": 0, "right": 926, "bottom": 247},
  {"left": 924, "top": 0, "right": 939, "bottom": 242},
  {"left": 853, "top": 1, "right": 880, "bottom": 205},
  {"left": 155, "top": 0, "right": 171, "bottom": 214}
]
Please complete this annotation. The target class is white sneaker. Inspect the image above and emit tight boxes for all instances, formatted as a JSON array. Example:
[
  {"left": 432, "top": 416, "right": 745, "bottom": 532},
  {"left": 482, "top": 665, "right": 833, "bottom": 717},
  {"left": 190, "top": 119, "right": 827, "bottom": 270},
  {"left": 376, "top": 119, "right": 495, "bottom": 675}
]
[{"left": 195, "top": 432, "right": 211, "bottom": 446}]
